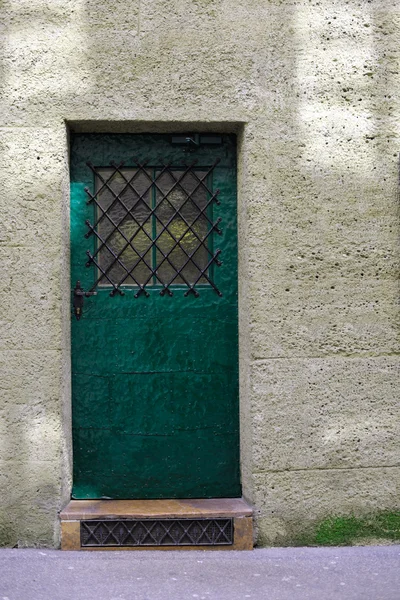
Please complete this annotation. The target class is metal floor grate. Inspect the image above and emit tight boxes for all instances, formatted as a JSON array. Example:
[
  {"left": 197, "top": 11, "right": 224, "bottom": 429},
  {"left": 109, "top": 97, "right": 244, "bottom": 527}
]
[{"left": 80, "top": 518, "right": 233, "bottom": 547}]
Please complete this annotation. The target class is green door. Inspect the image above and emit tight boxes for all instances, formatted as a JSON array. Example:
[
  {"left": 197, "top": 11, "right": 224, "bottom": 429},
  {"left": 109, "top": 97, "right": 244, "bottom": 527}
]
[{"left": 70, "top": 133, "right": 240, "bottom": 499}]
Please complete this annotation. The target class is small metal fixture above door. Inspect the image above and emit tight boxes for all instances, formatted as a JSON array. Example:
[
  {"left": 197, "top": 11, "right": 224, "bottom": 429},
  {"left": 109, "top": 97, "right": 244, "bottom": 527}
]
[{"left": 171, "top": 134, "right": 222, "bottom": 151}]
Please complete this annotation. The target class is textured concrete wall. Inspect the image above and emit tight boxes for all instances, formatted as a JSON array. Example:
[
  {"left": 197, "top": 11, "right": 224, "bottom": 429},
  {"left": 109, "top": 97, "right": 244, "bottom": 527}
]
[{"left": 0, "top": 0, "right": 399, "bottom": 546}]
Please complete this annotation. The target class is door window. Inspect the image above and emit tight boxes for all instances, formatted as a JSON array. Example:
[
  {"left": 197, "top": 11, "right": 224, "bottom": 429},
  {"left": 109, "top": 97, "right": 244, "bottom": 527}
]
[{"left": 86, "top": 162, "right": 222, "bottom": 297}]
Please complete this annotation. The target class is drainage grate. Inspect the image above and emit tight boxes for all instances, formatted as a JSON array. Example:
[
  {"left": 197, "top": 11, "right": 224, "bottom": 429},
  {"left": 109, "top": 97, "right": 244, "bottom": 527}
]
[{"left": 80, "top": 518, "right": 233, "bottom": 547}]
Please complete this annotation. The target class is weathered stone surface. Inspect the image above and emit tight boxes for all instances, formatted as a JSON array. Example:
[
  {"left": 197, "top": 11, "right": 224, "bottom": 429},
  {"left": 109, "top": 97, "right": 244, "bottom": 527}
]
[
  {"left": 60, "top": 498, "right": 253, "bottom": 520},
  {"left": 0, "top": 248, "right": 63, "bottom": 350},
  {"left": 60, "top": 499, "right": 253, "bottom": 551},
  {"left": 250, "top": 357, "right": 400, "bottom": 472},
  {"left": 253, "top": 467, "right": 400, "bottom": 546},
  {"left": 250, "top": 279, "right": 400, "bottom": 357},
  {"left": 0, "top": 0, "right": 399, "bottom": 546}
]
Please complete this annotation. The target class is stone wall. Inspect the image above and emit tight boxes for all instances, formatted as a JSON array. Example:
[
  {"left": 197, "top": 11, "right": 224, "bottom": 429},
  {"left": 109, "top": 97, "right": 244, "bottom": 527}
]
[{"left": 0, "top": 0, "right": 399, "bottom": 546}]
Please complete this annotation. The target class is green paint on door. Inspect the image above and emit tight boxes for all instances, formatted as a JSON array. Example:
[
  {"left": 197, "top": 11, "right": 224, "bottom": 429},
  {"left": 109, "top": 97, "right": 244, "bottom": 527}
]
[{"left": 70, "top": 134, "right": 240, "bottom": 499}]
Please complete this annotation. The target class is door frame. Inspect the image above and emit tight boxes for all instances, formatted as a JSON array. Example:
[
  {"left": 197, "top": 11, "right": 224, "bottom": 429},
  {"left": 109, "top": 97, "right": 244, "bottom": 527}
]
[{"left": 61, "top": 121, "right": 251, "bottom": 507}]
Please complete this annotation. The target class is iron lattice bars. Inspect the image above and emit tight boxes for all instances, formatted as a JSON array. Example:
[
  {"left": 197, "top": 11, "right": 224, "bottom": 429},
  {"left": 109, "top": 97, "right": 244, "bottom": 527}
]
[
  {"left": 83, "top": 159, "right": 223, "bottom": 297},
  {"left": 80, "top": 518, "right": 233, "bottom": 547}
]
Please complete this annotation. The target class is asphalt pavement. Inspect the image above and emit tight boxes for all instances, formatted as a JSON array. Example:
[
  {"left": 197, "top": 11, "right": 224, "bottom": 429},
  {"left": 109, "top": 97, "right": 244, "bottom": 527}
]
[{"left": 1, "top": 545, "right": 399, "bottom": 600}]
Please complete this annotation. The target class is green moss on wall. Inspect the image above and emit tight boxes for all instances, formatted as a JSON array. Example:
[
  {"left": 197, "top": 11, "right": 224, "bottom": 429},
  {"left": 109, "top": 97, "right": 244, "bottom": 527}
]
[
  {"left": 0, "top": 523, "right": 17, "bottom": 548},
  {"left": 294, "top": 512, "right": 400, "bottom": 547}
]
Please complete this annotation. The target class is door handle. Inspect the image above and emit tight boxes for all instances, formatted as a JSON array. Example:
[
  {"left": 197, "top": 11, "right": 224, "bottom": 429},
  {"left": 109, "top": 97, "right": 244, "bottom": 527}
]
[{"left": 73, "top": 280, "right": 96, "bottom": 320}]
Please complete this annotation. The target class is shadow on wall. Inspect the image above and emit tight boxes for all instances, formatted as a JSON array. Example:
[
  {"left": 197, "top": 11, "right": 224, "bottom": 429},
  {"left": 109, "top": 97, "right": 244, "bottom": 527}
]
[
  {"left": 294, "top": 0, "right": 400, "bottom": 465},
  {"left": 0, "top": 0, "right": 85, "bottom": 547},
  {"left": 253, "top": 0, "right": 400, "bottom": 545}
]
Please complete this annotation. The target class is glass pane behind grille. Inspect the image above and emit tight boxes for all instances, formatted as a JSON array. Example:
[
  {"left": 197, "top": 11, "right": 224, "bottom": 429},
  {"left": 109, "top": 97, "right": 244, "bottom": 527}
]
[
  {"left": 155, "top": 171, "right": 208, "bottom": 285},
  {"left": 96, "top": 169, "right": 152, "bottom": 287}
]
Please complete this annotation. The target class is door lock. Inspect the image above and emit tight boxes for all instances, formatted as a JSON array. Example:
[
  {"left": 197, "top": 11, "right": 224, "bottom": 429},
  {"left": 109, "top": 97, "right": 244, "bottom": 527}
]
[{"left": 73, "top": 281, "right": 96, "bottom": 320}]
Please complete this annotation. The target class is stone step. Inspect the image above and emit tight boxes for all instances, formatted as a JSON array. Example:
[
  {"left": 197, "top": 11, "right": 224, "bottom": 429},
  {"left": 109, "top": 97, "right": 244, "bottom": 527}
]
[{"left": 60, "top": 498, "right": 253, "bottom": 551}]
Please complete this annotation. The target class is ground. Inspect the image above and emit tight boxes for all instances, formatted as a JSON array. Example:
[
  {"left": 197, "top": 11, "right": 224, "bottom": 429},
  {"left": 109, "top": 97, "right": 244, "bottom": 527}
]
[{"left": 1, "top": 545, "right": 399, "bottom": 600}]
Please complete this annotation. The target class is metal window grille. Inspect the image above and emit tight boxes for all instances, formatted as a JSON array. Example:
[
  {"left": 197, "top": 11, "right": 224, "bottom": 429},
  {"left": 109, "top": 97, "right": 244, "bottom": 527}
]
[{"left": 84, "top": 159, "right": 223, "bottom": 297}]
